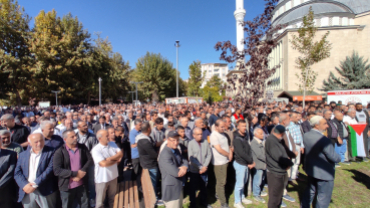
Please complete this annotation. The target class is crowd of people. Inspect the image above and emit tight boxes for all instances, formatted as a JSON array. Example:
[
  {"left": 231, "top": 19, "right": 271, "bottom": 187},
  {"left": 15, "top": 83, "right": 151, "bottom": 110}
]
[{"left": 0, "top": 100, "right": 369, "bottom": 208}]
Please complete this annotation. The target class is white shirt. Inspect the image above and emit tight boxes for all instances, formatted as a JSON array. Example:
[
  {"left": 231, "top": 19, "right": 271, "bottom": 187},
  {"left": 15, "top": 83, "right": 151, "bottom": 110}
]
[
  {"left": 210, "top": 131, "right": 230, "bottom": 166},
  {"left": 343, "top": 115, "right": 358, "bottom": 125},
  {"left": 91, "top": 142, "right": 121, "bottom": 183},
  {"left": 28, "top": 148, "right": 42, "bottom": 187}
]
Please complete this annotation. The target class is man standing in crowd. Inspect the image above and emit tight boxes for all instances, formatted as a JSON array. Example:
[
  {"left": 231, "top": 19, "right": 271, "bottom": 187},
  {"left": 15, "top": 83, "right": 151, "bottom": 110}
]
[
  {"left": 41, "top": 120, "right": 64, "bottom": 150},
  {"left": 233, "top": 120, "right": 254, "bottom": 208},
  {"left": 355, "top": 103, "right": 370, "bottom": 158},
  {"left": 1, "top": 114, "right": 30, "bottom": 148},
  {"left": 76, "top": 121, "right": 98, "bottom": 206},
  {"left": 91, "top": 129, "right": 122, "bottom": 208},
  {"left": 53, "top": 129, "right": 93, "bottom": 208},
  {"left": 151, "top": 117, "right": 166, "bottom": 149},
  {"left": 158, "top": 131, "right": 188, "bottom": 208},
  {"left": 188, "top": 127, "right": 212, "bottom": 208},
  {"left": 136, "top": 122, "right": 163, "bottom": 206},
  {"left": 301, "top": 116, "right": 341, "bottom": 208},
  {"left": 209, "top": 107, "right": 220, "bottom": 128},
  {"left": 14, "top": 133, "right": 58, "bottom": 208},
  {"left": 210, "top": 119, "right": 232, "bottom": 208},
  {"left": 251, "top": 128, "right": 267, "bottom": 203},
  {"left": 0, "top": 133, "right": 18, "bottom": 208},
  {"left": 265, "top": 125, "right": 294, "bottom": 208},
  {"left": 129, "top": 119, "right": 142, "bottom": 181},
  {"left": 0, "top": 129, "right": 23, "bottom": 156},
  {"left": 332, "top": 111, "right": 350, "bottom": 165},
  {"left": 180, "top": 116, "right": 192, "bottom": 142},
  {"left": 93, "top": 116, "right": 108, "bottom": 134},
  {"left": 287, "top": 111, "right": 304, "bottom": 182}
]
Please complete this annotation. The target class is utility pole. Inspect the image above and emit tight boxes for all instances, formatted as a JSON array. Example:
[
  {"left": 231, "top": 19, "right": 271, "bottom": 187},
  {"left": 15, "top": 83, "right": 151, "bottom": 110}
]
[
  {"left": 175, "top": 40, "right": 180, "bottom": 97},
  {"left": 51, "top": 90, "right": 60, "bottom": 106},
  {"left": 129, "top": 91, "right": 135, "bottom": 103},
  {"left": 98, "top": 77, "right": 102, "bottom": 106},
  {"left": 130, "top": 81, "right": 143, "bottom": 105}
]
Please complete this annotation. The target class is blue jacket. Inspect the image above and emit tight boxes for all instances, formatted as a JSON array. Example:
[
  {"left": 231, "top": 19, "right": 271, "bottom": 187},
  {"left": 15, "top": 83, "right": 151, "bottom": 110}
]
[{"left": 14, "top": 145, "right": 57, "bottom": 202}]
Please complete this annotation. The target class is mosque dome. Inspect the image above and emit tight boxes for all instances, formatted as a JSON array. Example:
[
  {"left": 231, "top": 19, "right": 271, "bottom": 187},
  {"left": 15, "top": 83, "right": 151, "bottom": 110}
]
[{"left": 272, "top": 0, "right": 370, "bottom": 27}]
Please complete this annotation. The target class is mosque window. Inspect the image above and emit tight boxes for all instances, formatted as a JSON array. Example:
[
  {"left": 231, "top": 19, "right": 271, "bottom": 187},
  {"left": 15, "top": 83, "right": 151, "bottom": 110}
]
[
  {"left": 315, "top": 18, "right": 321, "bottom": 27},
  {"left": 339, "top": 17, "right": 342, "bottom": 26},
  {"left": 329, "top": 17, "right": 333, "bottom": 26}
]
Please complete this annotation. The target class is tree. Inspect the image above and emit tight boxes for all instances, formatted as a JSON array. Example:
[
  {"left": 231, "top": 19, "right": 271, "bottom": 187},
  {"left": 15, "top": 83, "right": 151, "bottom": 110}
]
[
  {"left": 187, "top": 61, "right": 203, "bottom": 96},
  {"left": 133, "top": 52, "right": 176, "bottom": 102},
  {"left": 215, "top": 0, "right": 284, "bottom": 109},
  {"left": 0, "top": 0, "right": 32, "bottom": 106},
  {"left": 205, "top": 75, "right": 223, "bottom": 89},
  {"left": 290, "top": 7, "right": 331, "bottom": 108},
  {"left": 320, "top": 51, "right": 370, "bottom": 91}
]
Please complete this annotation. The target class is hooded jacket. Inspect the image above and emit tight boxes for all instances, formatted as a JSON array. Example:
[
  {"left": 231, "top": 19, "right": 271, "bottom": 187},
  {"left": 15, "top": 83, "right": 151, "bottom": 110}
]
[{"left": 136, "top": 133, "right": 158, "bottom": 169}]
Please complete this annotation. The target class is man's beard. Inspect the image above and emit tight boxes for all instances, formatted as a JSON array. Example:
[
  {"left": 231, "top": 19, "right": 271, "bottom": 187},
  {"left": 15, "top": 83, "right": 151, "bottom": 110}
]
[
  {"left": 2, "top": 141, "right": 11, "bottom": 147},
  {"left": 356, "top": 109, "right": 362, "bottom": 112}
]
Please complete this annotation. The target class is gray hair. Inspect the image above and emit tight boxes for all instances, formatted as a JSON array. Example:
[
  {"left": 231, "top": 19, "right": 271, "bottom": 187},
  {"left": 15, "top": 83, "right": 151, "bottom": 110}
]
[
  {"left": 278, "top": 113, "right": 287, "bottom": 123},
  {"left": 323, "top": 109, "right": 332, "bottom": 115},
  {"left": 40, "top": 120, "right": 54, "bottom": 130},
  {"left": 62, "top": 129, "right": 75, "bottom": 139},
  {"left": 192, "top": 127, "right": 202, "bottom": 135},
  {"left": 347, "top": 108, "right": 355, "bottom": 113},
  {"left": 1, "top": 114, "right": 14, "bottom": 121},
  {"left": 253, "top": 127, "right": 263, "bottom": 136},
  {"left": 112, "top": 116, "right": 119, "bottom": 121},
  {"left": 96, "top": 130, "right": 105, "bottom": 139},
  {"left": 310, "top": 116, "right": 324, "bottom": 127},
  {"left": 134, "top": 118, "right": 142, "bottom": 125},
  {"left": 0, "top": 129, "right": 11, "bottom": 136}
]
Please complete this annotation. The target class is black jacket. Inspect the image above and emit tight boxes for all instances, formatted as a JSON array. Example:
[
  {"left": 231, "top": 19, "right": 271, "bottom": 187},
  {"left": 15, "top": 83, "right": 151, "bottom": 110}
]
[
  {"left": 53, "top": 144, "right": 93, "bottom": 192},
  {"left": 233, "top": 131, "right": 253, "bottom": 166},
  {"left": 10, "top": 124, "right": 30, "bottom": 146},
  {"left": 265, "top": 134, "right": 294, "bottom": 175},
  {"left": 301, "top": 120, "right": 312, "bottom": 133},
  {"left": 136, "top": 134, "right": 158, "bottom": 169}
]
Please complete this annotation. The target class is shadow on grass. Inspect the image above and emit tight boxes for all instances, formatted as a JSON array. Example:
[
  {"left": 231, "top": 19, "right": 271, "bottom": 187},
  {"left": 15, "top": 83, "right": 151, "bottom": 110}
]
[{"left": 344, "top": 169, "right": 370, "bottom": 189}]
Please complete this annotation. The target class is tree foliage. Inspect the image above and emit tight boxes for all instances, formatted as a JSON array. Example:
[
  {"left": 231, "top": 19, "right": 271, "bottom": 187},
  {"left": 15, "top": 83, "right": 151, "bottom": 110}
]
[
  {"left": 0, "top": 0, "right": 130, "bottom": 105},
  {"left": 133, "top": 52, "right": 186, "bottom": 102},
  {"left": 320, "top": 51, "right": 370, "bottom": 91},
  {"left": 215, "top": 0, "right": 284, "bottom": 108},
  {"left": 187, "top": 60, "right": 203, "bottom": 96},
  {"left": 289, "top": 7, "right": 331, "bottom": 107}
]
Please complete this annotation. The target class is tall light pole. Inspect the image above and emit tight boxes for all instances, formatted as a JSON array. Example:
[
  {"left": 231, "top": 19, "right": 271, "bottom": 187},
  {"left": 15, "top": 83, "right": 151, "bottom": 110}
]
[
  {"left": 175, "top": 40, "right": 180, "bottom": 97},
  {"left": 130, "top": 81, "right": 143, "bottom": 105},
  {"left": 98, "top": 77, "right": 102, "bottom": 106},
  {"left": 51, "top": 90, "right": 60, "bottom": 106},
  {"left": 129, "top": 91, "right": 135, "bottom": 102}
]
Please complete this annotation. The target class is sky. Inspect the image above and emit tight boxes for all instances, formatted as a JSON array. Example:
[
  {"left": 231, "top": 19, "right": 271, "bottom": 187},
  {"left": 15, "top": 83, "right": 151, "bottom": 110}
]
[{"left": 17, "top": 0, "right": 267, "bottom": 80}]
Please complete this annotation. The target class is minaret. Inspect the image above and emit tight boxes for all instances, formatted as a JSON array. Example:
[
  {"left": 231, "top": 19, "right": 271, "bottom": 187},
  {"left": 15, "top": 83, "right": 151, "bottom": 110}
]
[{"left": 234, "top": 0, "right": 246, "bottom": 69}]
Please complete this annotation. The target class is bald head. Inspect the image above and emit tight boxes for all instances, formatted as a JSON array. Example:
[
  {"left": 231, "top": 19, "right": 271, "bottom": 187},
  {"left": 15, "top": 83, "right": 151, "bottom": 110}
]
[
  {"left": 28, "top": 133, "right": 45, "bottom": 153},
  {"left": 192, "top": 127, "right": 203, "bottom": 142},
  {"left": 334, "top": 111, "right": 343, "bottom": 121}
]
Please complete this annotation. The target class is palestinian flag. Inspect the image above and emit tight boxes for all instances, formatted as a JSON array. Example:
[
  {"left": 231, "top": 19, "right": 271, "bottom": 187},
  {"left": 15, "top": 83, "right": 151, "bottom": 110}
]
[{"left": 348, "top": 124, "right": 367, "bottom": 157}]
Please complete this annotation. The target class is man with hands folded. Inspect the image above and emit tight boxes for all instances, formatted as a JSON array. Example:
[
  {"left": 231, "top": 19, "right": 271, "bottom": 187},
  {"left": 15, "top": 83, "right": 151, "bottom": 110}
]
[
  {"left": 158, "top": 131, "right": 189, "bottom": 208},
  {"left": 14, "top": 133, "right": 58, "bottom": 208},
  {"left": 53, "top": 129, "right": 93, "bottom": 208},
  {"left": 91, "top": 129, "right": 123, "bottom": 208}
]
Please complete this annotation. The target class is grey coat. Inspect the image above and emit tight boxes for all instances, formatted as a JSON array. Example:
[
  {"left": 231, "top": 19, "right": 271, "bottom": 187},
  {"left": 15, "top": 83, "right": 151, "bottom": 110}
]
[
  {"left": 187, "top": 139, "right": 212, "bottom": 173},
  {"left": 251, "top": 138, "right": 266, "bottom": 170},
  {"left": 158, "top": 146, "right": 188, "bottom": 202},
  {"left": 76, "top": 132, "right": 98, "bottom": 151},
  {"left": 303, "top": 129, "right": 341, "bottom": 181}
]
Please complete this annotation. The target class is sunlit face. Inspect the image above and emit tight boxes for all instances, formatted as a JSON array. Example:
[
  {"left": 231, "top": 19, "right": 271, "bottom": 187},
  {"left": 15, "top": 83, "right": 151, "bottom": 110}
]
[
  {"left": 237, "top": 122, "right": 247, "bottom": 134},
  {"left": 108, "top": 128, "right": 115, "bottom": 141},
  {"left": 167, "top": 137, "right": 179, "bottom": 149},
  {"left": 42, "top": 124, "right": 55, "bottom": 138},
  {"left": 98, "top": 130, "right": 109, "bottom": 146},
  {"left": 1, "top": 133, "right": 11, "bottom": 147},
  {"left": 64, "top": 131, "right": 78, "bottom": 146},
  {"left": 216, "top": 121, "right": 226, "bottom": 133},
  {"left": 192, "top": 129, "right": 203, "bottom": 142},
  {"left": 177, "top": 129, "right": 185, "bottom": 138},
  {"left": 2, "top": 119, "right": 15, "bottom": 129},
  {"left": 29, "top": 134, "right": 45, "bottom": 152}
]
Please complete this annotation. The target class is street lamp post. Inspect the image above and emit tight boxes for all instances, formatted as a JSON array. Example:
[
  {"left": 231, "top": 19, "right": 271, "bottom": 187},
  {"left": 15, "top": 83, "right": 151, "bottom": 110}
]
[
  {"left": 129, "top": 91, "right": 135, "bottom": 102},
  {"left": 175, "top": 41, "right": 180, "bottom": 98},
  {"left": 98, "top": 77, "right": 102, "bottom": 106},
  {"left": 51, "top": 90, "right": 60, "bottom": 106},
  {"left": 130, "top": 81, "right": 143, "bottom": 105}
]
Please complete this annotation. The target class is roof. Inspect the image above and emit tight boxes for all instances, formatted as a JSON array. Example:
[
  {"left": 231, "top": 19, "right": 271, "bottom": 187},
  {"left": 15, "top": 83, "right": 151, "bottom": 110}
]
[
  {"left": 273, "top": 2, "right": 353, "bottom": 26},
  {"left": 277, "top": 91, "right": 322, "bottom": 97},
  {"left": 276, "top": 0, "right": 370, "bottom": 14}
]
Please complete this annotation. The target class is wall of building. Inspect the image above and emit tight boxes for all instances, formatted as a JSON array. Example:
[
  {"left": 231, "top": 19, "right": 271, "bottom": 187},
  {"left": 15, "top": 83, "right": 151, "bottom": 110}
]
[
  {"left": 201, "top": 63, "right": 229, "bottom": 87},
  {"left": 283, "top": 13, "right": 370, "bottom": 92}
]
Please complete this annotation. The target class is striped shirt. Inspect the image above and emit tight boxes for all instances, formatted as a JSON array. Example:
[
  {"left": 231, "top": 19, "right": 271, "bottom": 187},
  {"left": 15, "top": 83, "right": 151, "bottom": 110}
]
[{"left": 287, "top": 121, "right": 304, "bottom": 149}]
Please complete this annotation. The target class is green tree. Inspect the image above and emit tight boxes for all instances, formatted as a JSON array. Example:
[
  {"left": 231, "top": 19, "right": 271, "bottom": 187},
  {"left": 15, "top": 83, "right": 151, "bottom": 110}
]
[
  {"left": 200, "top": 75, "right": 224, "bottom": 103},
  {"left": 206, "top": 75, "right": 224, "bottom": 89},
  {"left": 0, "top": 0, "right": 32, "bottom": 105},
  {"left": 187, "top": 61, "right": 203, "bottom": 96},
  {"left": 133, "top": 52, "right": 176, "bottom": 102},
  {"left": 290, "top": 7, "right": 331, "bottom": 108},
  {"left": 320, "top": 51, "right": 370, "bottom": 91}
]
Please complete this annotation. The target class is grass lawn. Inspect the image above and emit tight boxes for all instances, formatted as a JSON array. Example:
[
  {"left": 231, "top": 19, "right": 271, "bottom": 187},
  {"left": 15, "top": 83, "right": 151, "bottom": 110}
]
[{"left": 160, "top": 161, "right": 370, "bottom": 208}]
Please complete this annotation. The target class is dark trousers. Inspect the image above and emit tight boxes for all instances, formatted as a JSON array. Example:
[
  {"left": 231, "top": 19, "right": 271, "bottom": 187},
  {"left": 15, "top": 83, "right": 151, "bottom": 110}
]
[
  {"left": 301, "top": 176, "right": 334, "bottom": 208},
  {"left": 267, "top": 171, "right": 286, "bottom": 208},
  {"left": 189, "top": 172, "right": 208, "bottom": 208},
  {"left": 0, "top": 182, "right": 17, "bottom": 208},
  {"left": 60, "top": 185, "right": 89, "bottom": 208},
  {"left": 132, "top": 158, "right": 142, "bottom": 192},
  {"left": 122, "top": 141, "right": 132, "bottom": 166}
]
